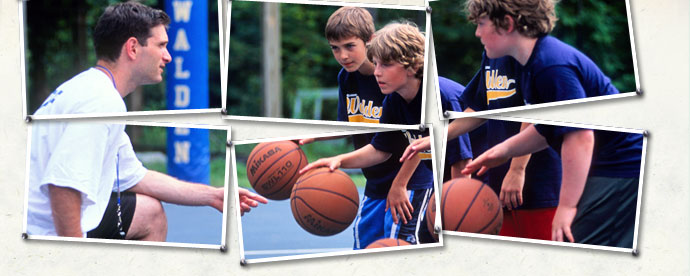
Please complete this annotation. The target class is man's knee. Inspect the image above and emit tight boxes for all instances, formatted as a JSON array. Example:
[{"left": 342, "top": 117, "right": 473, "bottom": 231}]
[{"left": 126, "top": 194, "right": 167, "bottom": 241}]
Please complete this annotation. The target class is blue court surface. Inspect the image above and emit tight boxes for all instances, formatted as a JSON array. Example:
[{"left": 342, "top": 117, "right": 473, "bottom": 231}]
[
  {"left": 240, "top": 187, "right": 366, "bottom": 260},
  {"left": 163, "top": 202, "right": 223, "bottom": 245}
]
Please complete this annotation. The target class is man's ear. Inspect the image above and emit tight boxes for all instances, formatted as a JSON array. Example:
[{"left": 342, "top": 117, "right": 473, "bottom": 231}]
[{"left": 123, "top": 37, "right": 139, "bottom": 60}]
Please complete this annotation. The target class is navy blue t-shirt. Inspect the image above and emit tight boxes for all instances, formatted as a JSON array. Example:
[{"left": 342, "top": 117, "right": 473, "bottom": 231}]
[
  {"left": 521, "top": 35, "right": 620, "bottom": 104},
  {"left": 370, "top": 84, "right": 434, "bottom": 194},
  {"left": 337, "top": 69, "right": 403, "bottom": 199},
  {"left": 534, "top": 125, "right": 643, "bottom": 178},
  {"left": 461, "top": 53, "right": 562, "bottom": 209},
  {"left": 438, "top": 77, "right": 473, "bottom": 166}
]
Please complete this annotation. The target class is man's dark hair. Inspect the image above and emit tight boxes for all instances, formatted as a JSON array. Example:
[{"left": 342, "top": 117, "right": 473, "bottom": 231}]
[{"left": 94, "top": 1, "right": 170, "bottom": 62}]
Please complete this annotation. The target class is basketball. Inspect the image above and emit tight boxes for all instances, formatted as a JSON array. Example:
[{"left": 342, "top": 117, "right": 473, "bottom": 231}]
[
  {"left": 440, "top": 178, "right": 502, "bottom": 234},
  {"left": 365, "top": 238, "right": 411, "bottom": 249},
  {"left": 290, "top": 167, "right": 359, "bottom": 236},
  {"left": 246, "top": 140, "right": 308, "bottom": 200},
  {"left": 425, "top": 191, "right": 438, "bottom": 241}
]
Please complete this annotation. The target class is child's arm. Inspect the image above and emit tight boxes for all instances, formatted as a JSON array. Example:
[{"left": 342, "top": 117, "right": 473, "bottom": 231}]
[
  {"left": 461, "top": 125, "right": 548, "bottom": 176},
  {"left": 386, "top": 154, "right": 421, "bottom": 224},
  {"left": 298, "top": 135, "right": 346, "bottom": 146},
  {"left": 551, "top": 129, "right": 593, "bottom": 243},
  {"left": 299, "top": 144, "right": 391, "bottom": 174},
  {"left": 500, "top": 122, "right": 533, "bottom": 210},
  {"left": 451, "top": 158, "right": 472, "bottom": 179},
  {"left": 401, "top": 108, "right": 486, "bottom": 162}
]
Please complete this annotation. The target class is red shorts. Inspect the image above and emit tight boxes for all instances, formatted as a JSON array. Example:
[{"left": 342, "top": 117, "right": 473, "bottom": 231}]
[{"left": 499, "top": 207, "right": 556, "bottom": 240}]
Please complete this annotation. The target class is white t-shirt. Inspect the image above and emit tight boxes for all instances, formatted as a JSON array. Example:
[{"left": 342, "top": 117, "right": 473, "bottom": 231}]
[{"left": 27, "top": 68, "right": 147, "bottom": 236}]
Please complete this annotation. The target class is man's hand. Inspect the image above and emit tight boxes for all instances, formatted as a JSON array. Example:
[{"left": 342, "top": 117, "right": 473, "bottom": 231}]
[
  {"left": 400, "top": 136, "right": 430, "bottom": 162},
  {"left": 551, "top": 205, "right": 577, "bottom": 242},
  {"left": 299, "top": 156, "right": 342, "bottom": 174},
  {"left": 238, "top": 188, "right": 268, "bottom": 216},
  {"left": 500, "top": 168, "right": 525, "bottom": 210},
  {"left": 386, "top": 186, "right": 413, "bottom": 225}
]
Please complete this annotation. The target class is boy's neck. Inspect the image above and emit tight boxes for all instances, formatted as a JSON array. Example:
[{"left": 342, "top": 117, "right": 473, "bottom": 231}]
[
  {"left": 396, "top": 78, "right": 422, "bottom": 103},
  {"left": 358, "top": 60, "right": 375, "bottom": 76},
  {"left": 511, "top": 36, "right": 539, "bottom": 66}
]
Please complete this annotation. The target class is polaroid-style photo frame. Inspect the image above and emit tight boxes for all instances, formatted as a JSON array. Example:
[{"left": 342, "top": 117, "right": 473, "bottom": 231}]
[
  {"left": 439, "top": 115, "right": 646, "bottom": 253},
  {"left": 20, "top": 0, "right": 225, "bottom": 120},
  {"left": 429, "top": 0, "right": 640, "bottom": 118},
  {"left": 222, "top": 0, "right": 431, "bottom": 128},
  {"left": 231, "top": 126, "right": 442, "bottom": 263},
  {"left": 23, "top": 120, "right": 231, "bottom": 250}
]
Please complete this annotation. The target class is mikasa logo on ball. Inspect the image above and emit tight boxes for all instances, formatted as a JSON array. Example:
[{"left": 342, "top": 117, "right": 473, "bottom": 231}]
[
  {"left": 249, "top": 146, "right": 282, "bottom": 176},
  {"left": 261, "top": 161, "right": 293, "bottom": 190}
]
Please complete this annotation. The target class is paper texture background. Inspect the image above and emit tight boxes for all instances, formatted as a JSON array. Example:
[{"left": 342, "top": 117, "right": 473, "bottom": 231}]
[{"left": 1, "top": 0, "right": 687, "bottom": 274}]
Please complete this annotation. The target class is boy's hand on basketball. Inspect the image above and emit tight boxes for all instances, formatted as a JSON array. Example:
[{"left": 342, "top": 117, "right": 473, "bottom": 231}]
[
  {"left": 299, "top": 157, "right": 341, "bottom": 174},
  {"left": 462, "top": 146, "right": 511, "bottom": 176},
  {"left": 499, "top": 168, "right": 525, "bottom": 210},
  {"left": 551, "top": 205, "right": 577, "bottom": 242},
  {"left": 400, "top": 136, "right": 430, "bottom": 162},
  {"left": 386, "top": 186, "right": 413, "bottom": 225},
  {"left": 238, "top": 188, "right": 268, "bottom": 216}
]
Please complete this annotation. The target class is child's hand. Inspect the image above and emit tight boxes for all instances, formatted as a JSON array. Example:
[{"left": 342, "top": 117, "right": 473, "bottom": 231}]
[
  {"left": 400, "top": 136, "right": 431, "bottom": 162},
  {"left": 499, "top": 168, "right": 525, "bottom": 210},
  {"left": 551, "top": 205, "right": 577, "bottom": 242},
  {"left": 298, "top": 138, "right": 315, "bottom": 145},
  {"left": 299, "top": 157, "right": 342, "bottom": 174},
  {"left": 386, "top": 186, "right": 413, "bottom": 225},
  {"left": 461, "top": 145, "right": 511, "bottom": 176}
]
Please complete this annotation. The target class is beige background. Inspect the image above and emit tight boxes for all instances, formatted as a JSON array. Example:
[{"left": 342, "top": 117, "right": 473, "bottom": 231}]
[{"left": 1, "top": 0, "right": 688, "bottom": 274}]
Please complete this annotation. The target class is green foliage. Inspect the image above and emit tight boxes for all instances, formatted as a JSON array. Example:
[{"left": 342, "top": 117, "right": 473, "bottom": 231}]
[
  {"left": 431, "top": 0, "right": 636, "bottom": 92},
  {"left": 226, "top": 2, "right": 424, "bottom": 119}
]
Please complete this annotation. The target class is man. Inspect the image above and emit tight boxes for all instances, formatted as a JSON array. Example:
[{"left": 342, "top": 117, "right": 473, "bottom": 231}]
[{"left": 27, "top": 2, "right": 266, "bottom": 241}]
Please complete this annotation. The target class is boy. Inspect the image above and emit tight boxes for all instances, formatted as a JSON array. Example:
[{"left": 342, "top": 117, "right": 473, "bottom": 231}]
[
  {"left": 404, "top": 0, "right": 627, "bottom": 241},
  {"left": 300, "top": 7, "right": 426, "bottom": 249},
  {"left": 301, "top": 22, "right": 443, "bottom": 246}
]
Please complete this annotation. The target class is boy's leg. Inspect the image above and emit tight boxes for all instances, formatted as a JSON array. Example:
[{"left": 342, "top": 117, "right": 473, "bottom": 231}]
[
  {"left": 571, "top": 176, "right": 638, "bottom": 247},
  {"left": 87, "top": 192, "right": 136, "bottom": 239},
  {"left": 384, "top": 188, "right": 433, "bottom": 244},
  {"left": 353, "top": 195, "right": 386, "bottom": 250}
]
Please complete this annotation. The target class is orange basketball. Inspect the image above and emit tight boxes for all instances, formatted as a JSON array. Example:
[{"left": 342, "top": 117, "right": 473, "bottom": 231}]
[
  {"left": 440, "top": 178, "right": 502, "bottom": 234},
  {"left": 425, "top": 191, "right": 438, "bottom": 241},
  {"left": 290, "top": 167, "right": 359, "bottom": 236},
  {"left": 246, "top": 140, "right": 307, "bottom": 200},
  {"left": 365, "top": 238, "right": 411, "bottom": 249}
]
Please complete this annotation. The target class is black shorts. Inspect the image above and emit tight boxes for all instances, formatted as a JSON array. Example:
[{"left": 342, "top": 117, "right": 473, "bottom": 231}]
[{"left": 87, "top": 192, "right": 137, "bottom": 239}]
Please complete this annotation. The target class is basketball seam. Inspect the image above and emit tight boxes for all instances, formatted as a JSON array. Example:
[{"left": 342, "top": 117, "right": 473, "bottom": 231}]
[
  {"left": 440, "top": 179, "right": 457, "bottom": 230},
  {"left": 294, "top": 169, "right": 349, "bottom": 186},
  {"left": 264, "top": 149, "right": 306, "bottom": 198},
  {"left": 476, "top": 204, "right": 501, "bottom": 234},
  {"left": 291, "top": 196, "right": 354, "bottom": 225},
  {"left": 290, "top": 186, "right": 358, "bottom": 208},
  {"left": 252, "top": 146, "right": 303, "bottom": 195},
  {"left": 454, "top": 182, "right": 486, "bottom": 231}
]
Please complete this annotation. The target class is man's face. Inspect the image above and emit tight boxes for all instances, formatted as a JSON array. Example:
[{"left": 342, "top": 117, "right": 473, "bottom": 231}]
[
  {"left": 329, "top": 36, "right": 368, "bottom": 73},
  {"left": 135, "top": 24, "right": 172, "bottom": 85},
  {"left": 475, "top": 16, "right": 511, "bottom": 59},
  {"left": 372, "top": 57, "right": 412, "bottom": 95}
]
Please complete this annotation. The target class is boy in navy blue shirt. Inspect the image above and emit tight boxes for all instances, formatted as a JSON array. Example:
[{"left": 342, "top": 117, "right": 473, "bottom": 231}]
[{"left": 301, "top": 22, "right": 468, "bottom": 245}]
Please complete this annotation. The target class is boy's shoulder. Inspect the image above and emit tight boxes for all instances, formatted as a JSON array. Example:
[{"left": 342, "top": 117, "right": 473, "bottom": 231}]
[{"left": 529, "top": 35, "right": 597, "bottom": 72}]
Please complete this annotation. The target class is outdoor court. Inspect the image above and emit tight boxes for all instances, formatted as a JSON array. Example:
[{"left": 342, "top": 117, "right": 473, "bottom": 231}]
[
  {"left": 163, "top": 202, "right": 223, "bottom": 245},
  {"left": 240, "top": 187, "right": 366, "bottom": 260}
]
